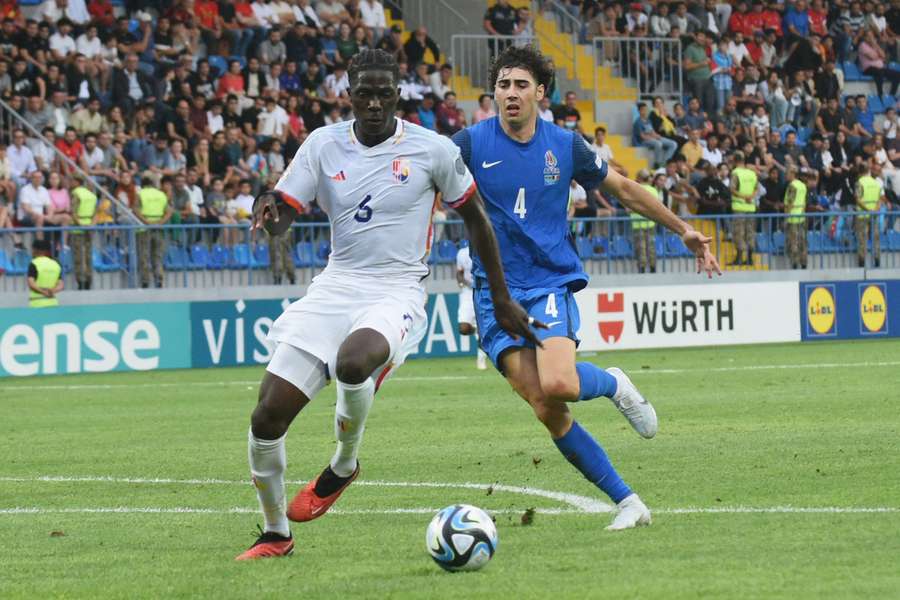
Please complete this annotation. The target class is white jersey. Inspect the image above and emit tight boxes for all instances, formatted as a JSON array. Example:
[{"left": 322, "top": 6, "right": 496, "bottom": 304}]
[
  {"left": 275, "top": 118, "right": 475, "bottom": 282},
  {"left": 456, "top": 245, "right": 473, "bottom": 288}
]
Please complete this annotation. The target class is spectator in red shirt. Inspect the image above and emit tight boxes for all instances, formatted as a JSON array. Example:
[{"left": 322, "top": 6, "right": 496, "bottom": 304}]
[
  {"left": 217, "top": 60, "right": 246, "bottom": 98},
  {"left": 808, "top": 0, "right": 827, "bottom": 36},
  {"left": 760, "top": 3, "right": 782, "bottom": 36},
  {"left": 196, "top": 0, "right": 227, "bottom": 55},
  {"left": 87, "top": 0, "right": 114, "bottom": 29},
  {"left": 55, "top": 126, "right": 85, "bottom": 174},
  {"left": 745, "top": 30, "right": 764, "bottom": 64},
  {"left": 435, "top": 91, "right": 466, "bottom": 136},
  {"left": 729, "top": 1, "right": 752, "bottom": 36},
  {"left": 745, "top": 1, "right": 767, "bottom": 36}
]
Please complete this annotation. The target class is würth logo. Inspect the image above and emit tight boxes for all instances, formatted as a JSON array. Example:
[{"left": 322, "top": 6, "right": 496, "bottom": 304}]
[{"left": 597, "top": 293, "right": 625, "bottom": 343}]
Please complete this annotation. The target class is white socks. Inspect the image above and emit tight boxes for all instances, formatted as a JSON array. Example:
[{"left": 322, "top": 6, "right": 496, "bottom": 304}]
[
  {"left": 330, "top": 377, "right": 375, "bottom": 477},
  {"left": 248, "top": 429, "right": 290, "bottom": 537}
]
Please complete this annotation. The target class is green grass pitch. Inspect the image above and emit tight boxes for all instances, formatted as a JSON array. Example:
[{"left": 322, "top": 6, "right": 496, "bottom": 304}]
[{"left": 1, "top": 340, "right": 899, "bottom": 599}]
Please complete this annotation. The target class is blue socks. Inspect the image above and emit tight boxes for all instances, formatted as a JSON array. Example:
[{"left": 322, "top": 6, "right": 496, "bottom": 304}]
[
  {"left": 553, "top": 421, "right": 632, "bottom": 503},
  {"left": 575, "top": 362, "right": 618, "bottom": 401}
]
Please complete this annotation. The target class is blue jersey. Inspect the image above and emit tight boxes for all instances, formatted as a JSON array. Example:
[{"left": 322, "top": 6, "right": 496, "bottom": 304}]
[{"left": 452, "top": 117, "right": 608, "bottom": 292}]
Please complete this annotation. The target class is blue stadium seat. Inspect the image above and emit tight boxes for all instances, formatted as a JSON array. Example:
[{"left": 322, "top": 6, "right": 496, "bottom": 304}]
[
  {"left": 294, "top": 242, "right": 315, "bottom": 267},
  {"left": 797, "top": 127, "right": 813, "bottom": 147},
  {"left": 91, "top": 247, "right": 121, "bottom": 273},
  {"left": 609, "top": 235, "right": 634, "bottom": 258},
  {"left": 665, "top": 232, "right": 692, "bottom": 257},
  {"left": 435, "top": 239, "right": 457, "bottom": 264},
  {"left": 58, "top": 246, "right": 74, "bottom": 274},
  {"left": 886, "top": 230, "right": 900, "bottom": 251},
  {"left": 772, "top": 231, "right": 786, "bottom": 254},
  {"left": 207, "top": 55, "right": 228, "bottom": 78},
  {"left": 778, "top": 124, "right": 796, "bottom": 140},
  {"left": 807, "top": 231, "right": 824, "bottom": 253},
  {"left": 164, "top": 245, "right": 188, "bottom": 271},
  {"left": 755, "top": 232, "right": 772, "bottom": 254},
  {"left": 251, "top": 243, "right": 270, "bottom": 269},
  {"left": 822, "top": 232, "right": 841, "bottom": 253},
  {"left": 314, "top": 241, "right": 330, "bottom": 266},
  {"left": 653, "top": 234, "right": 667, "bottom": 258},
  {"left": 230, "top": 244, "right": 251, "bottom": 269},
  {"left": 841, "top": 62, "right": 870, "bottom": 81},
  {"left": 0, "top": 248, "right": 8, "bottom": 273},
  {"left": 591, "top": 236, "right": 609, "bottom": 259},
  {"left": 576, "top": 236, "right": 593, "bottom": 260},
  {"left": 190, "top": 244, "right": 210, "bottom": 269},
  {"left": 868, "top": 95, "right": 885, "bottom": 114},
  {"left": 17, "top": 0, "right": 42, "bottom": 5},
  {"left": 8, "top": 249, "right": 30, "bottom": 275},
  {"left": 207, "top": 245, "right": 229, "bottom": 270}
]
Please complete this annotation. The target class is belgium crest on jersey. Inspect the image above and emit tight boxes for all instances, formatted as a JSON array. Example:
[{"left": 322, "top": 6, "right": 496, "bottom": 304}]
[
  {"left": 543, "top": 150, "right": 560, "bottom": 185},
  {"left": 392, "top": 158, "right": 411, "bottom": 184}
]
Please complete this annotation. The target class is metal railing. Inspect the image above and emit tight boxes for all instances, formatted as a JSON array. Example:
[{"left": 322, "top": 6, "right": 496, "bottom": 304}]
[
  {"left": 2, "top": 212, "right": 898, "bottom": 294},
  {"left": 450, "top": 34, "right": 535, "bottom": 92},
  {"left": 592, "top": 36, "right": 683, "bottom": 103},
  {"left": 0, "top": 97, "right": 138, "bottom": 225},
  {"left": 386, "top": 0, "right": 469, "bottom": 67},
  {"left": 533, "top": 0, "right": 582, "bottom": 84}
]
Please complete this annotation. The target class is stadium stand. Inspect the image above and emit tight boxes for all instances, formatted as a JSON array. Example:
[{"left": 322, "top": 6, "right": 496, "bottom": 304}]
[{"left": 0, "top": 0, "right": 899, "bottom": 296}]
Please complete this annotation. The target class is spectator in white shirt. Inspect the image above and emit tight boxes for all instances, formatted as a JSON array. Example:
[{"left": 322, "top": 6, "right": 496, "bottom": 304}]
[
  {"left": 316, "top": 0, "right": 350, "bottom": 25},
  {"left": 18, "top": 170, "right": 52, "bottom": 233},
  {"left": 728, "top": 32, "right": 750, "bottom": 68},
  {"left": 537, "top": 96, "right": 554, "bottom": 123},
  {"left": 590, "top": 125, "right": 628, "bottom": 176},
  {"left": 429, "top": 63, "right": 453, "bottom": 99},
  {"left": 29, "top": 128, "right": 58, "bottom": 174},
  {"left": 359, "top": 0, "right": 386, "bottom": 39},
  {"left": 702, "top": 135, "right": 724, "bottom": 166},
  {"left": 49, "top": 19, "right": 77, "bottom": 62},
  {"left": 207, "top": 100, "right": 225, "bottom": 135},
  {"left": 76, "top": 24, "right": 103, "bottom": 58},
  {"left": 257, "top": 96, "right": 289, "bottom": 141},
  {"left": 8, "top": 129, "right": 38, "bottom": 186},
  {"left": 252, "top": 0, "right": 280, "bottom": 28},
  {"left": 293, "top": 0, "right": 323, "bottom": 30},
  {"left": 41, "top": 0, "right": 90, "bottom": 26},
  {"left": 323, "top": 63, "right": 350, "bottom": 107}
]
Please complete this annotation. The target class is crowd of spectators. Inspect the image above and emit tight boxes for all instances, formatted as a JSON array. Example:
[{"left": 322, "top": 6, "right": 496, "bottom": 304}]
[
  {"left": 0, "top": 0, "right": 501, "bottom": 251},
  {"left": 572, "top": 0, "right": 900, "bottom": 221}
]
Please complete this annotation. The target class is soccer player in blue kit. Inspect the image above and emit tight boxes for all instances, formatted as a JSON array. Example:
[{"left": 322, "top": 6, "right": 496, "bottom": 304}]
[{"left": 452, "top": 46, "right": 721, "bottom": 530}]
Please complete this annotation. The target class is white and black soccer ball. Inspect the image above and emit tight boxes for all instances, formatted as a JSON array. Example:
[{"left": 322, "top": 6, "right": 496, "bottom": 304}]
[{"left": 425, "top": 504, "right": 498, "bottom": 572}]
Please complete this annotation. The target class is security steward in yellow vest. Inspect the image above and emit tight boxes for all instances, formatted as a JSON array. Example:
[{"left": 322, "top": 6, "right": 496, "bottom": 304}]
[
  {"left": 855, "top": 161, "right": 885, "bottom": 268},
  {"left": 70, "top": 176, "right": 99, "bottom": 290},
  {"left": 630, "top": 169, "right": 660, "bottom": 273},
  {"left": 783, "top": 167, "right": 808, "bottom": 269},
  {"left": 135, "top": 175, "right": 173, "bottom": 288},
  {"left": 28, "top": 239, "right": 63, "bottom": 308},
  {"left": 730, "top": 151, "right": 758, "bottom": 266}
]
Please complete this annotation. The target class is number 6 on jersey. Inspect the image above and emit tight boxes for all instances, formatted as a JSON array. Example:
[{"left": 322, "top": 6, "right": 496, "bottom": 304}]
[{"left": 514, "top": 187, "right": 526, "bottom": 219}]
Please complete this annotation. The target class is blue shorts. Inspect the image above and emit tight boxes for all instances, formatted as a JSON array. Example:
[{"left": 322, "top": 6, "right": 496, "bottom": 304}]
[{"left": 474, "top": 283, "right": 581, "bottom": 371}]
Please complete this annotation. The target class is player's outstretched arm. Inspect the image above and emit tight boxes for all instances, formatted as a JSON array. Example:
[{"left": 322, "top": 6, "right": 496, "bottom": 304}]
[
  {"left": 601, "top": 169, "right": 722, "bottom": 278},
  {"left": 455, "top": 192, "right": 547, "bottom": 346},
  {"left": 251, "top": 190, "right": 299, "bottom": 237}
]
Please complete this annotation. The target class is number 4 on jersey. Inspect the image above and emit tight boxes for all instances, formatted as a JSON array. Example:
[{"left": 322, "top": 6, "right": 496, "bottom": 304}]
[{"left": 514, "top": 187, "right": 526, "bottom": 219}]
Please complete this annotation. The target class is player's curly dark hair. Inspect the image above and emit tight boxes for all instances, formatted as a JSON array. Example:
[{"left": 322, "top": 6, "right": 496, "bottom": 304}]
[
  {"left": 488, "top": 45, "right": 554, "bottom": 92},
  {"left": 348, "top": 49, "right": 401, "bottom": 86}
]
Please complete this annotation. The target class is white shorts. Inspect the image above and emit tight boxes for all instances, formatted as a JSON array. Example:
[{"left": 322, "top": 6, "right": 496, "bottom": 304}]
[
  {"left": 458, "top": 287, "right": 476, "bottom": 327},
  {"left": 267, "top": 271, "right": 428, "bottom": 391}
]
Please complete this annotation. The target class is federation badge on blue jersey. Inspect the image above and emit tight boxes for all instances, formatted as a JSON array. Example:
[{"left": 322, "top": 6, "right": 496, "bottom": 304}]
[
  {"left": 392, "top": 158, "right": 411, "bottom": 184},
  {"left": 543, "top": 150, "right": 560, "bottom": 185}
]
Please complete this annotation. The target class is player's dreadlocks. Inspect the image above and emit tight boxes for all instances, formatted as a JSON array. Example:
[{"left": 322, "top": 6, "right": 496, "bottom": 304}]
[
  {"left": 488, "top": 45, "right": 554, "bottom": 91},
  {"left": 348, "top": 49, "right": 401, "bottom": 86}
]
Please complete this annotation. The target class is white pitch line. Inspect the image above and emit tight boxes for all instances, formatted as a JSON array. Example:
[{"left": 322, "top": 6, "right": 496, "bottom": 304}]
[
  {"left": 0, "top": 506, "right": 897, "bottom": 516},
  {"left": 4, "top": 360, "right": 900, "bottom": 392},
  {"left": 0, "top": 475, "right": 613, "bottom": 514}
]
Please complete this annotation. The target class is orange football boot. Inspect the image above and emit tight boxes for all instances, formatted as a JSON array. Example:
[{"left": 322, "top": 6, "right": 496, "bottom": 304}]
[
  {"left": 235, "top": 528, "right": 294, "bottom": 561},
  {"left": 287, "top": 463, "right": 359, "bottom": 522}
]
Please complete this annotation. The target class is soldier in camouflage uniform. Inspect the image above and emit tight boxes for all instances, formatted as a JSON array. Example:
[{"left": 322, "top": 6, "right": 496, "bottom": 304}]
[
  {"left": 854, "top": 161, "right": 885, "bottom": 268},
  {"left": 70, "top": 175, "right": 99, "bottom": 289},
  {"left": 783, "top": 167, "right": 808, "bottom": 269},
  {"left": 135, "top": 174, "right": 173, "bottom": 288},
  {"left": 269, "top": 229, "right": 295, "bottom": 284},
  {"left": 632, "top": 169, "right": 660, "bottom": 273}
]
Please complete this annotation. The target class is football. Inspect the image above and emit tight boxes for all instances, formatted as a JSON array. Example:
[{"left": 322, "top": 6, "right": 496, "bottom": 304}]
[{"left": 425, "top": 504, "right": 498, "bottom": 572}]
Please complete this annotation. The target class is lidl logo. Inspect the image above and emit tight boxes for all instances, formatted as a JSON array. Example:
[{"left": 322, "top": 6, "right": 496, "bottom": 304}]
[
  {"left": 807, "top": 285, "right": 836, "bottom": 336},
  {"left": 859, "top": 284, "right": 887, "bottom": 334},
  {"left": 597, "top": 292, "right": 625, "bottom": 343}
]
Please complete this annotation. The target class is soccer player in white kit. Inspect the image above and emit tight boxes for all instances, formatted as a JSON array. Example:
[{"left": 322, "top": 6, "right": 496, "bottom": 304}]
[
  {"left": 236, "top": 49, "right": 542, "bottom": 560},
  {"left": 455, "top": 244, "right": 488, "bottom": 370}
]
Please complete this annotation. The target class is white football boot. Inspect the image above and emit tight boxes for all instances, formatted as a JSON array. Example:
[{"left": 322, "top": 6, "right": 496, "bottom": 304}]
[
  {"left": 606, "top": 493, "right": 652, "bottom": 531},
  {"left": 606, "top": 367, "right": 658, "bottom": 439}
]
